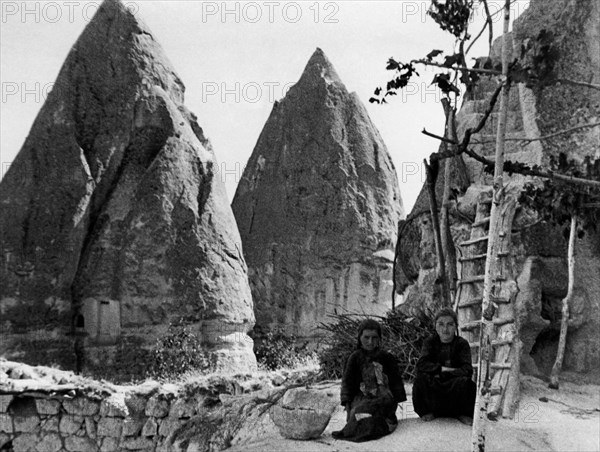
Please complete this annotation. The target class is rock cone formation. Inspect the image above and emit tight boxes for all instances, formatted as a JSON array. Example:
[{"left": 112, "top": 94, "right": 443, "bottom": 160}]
[
  {"left": 232, "top": 49, "right": 404, "bottom": 336},
  {"left": 395, "top": 0, "right": 600, "bottom": 380},
  {"left": 0, "top": 0, "right": 256, "bottom": 375}
]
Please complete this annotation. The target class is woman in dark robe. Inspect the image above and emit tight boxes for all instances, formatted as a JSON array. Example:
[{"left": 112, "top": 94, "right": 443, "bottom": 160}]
[
  {"left": 412, "top": 308, "right": 476, "bottom": 425},
  {"left": 332, "top": 319, "right": 406, "bottom": 442}
]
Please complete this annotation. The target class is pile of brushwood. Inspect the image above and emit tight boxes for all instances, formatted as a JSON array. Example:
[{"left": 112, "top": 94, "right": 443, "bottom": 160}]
[
  {"left": 251, "top": 326, "right": 317, "bottom": 371},
  {"left": 317, "top": 309, "right": 435, "bottom": 381},
  {"left": 147, "top": 320, "right": 214, "bottom": 381}
]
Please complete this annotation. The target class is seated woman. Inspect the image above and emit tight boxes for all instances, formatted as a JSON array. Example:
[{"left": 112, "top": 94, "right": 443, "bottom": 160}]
[
  {"left": 412, "top": 308, "right": 476, "bottom": 425},
  {"left": 332, "top": 319, "right": 406, "bottom": 442}
]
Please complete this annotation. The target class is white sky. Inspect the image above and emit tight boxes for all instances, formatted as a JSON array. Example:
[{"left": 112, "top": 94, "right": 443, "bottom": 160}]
[{"left": 0, "top": 0, "right": 530, "bottom": 212}]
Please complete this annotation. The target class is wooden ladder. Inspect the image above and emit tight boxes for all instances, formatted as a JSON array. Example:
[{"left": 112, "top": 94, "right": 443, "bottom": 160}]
[{"left": 455, "top": 190, "right": 520, "bottom": 418}]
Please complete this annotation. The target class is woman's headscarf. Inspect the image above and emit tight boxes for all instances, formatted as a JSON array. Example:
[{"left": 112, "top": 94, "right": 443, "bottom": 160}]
[
  {"left": 434, "top": 307, "right": 459, "bottom": 336},
  {"left": 434, "top": 307, "right": 458, "bottom": 325}
]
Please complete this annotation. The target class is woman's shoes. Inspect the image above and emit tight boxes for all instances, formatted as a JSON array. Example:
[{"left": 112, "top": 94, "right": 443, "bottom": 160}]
[{"left": 331, "top": 430, "right": 345, "bottom": 439}]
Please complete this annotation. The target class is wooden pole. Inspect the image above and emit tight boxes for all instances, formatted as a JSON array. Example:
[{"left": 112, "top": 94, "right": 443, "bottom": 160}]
[
  {"left": 392, "top": 220, "right": 402, "bottom": 311},
  {"left": 424, "top": 159, "right": 452, "bottom": 308},
  {"left": 440, "top": 99, "right": 459, "bottom": 304},
  {"left": 471, "top": 1, "right": 511, "bottom": 450},
  {"left": 549, "top": 215, "right": 576, "bottom": 389}
]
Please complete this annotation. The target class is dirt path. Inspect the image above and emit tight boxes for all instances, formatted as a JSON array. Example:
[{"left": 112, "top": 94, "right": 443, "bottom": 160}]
[{"left": 230, "top": 376, "right": 600, "bottom": 452}]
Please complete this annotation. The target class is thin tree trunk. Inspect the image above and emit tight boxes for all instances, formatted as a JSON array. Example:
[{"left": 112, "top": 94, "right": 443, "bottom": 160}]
[
  {"left": 392, "top": 220, "right": 403, "bottom": 311},
  {"left": 549, "top": 215, "right": 576, "bottom": 389},
  {"left": 471, "top": 1, "right": 511, "bottom": 451},
  {"left": 440, "top": 99, "right": 458, "bottom": 304},
  {"left": 424, "top": 159, "right": 451, "bottom": 308}
]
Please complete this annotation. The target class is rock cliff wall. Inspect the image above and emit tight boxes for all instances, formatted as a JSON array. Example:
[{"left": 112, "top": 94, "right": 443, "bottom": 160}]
[
  {"left": 0, "top": 0, "right": 256, "bottom": 376},
  {"left": 232, "top": 49, "right": 404, "bottom": 337},
  {"left": 395, "top": 0, "right": 600, "bottom": 380}
]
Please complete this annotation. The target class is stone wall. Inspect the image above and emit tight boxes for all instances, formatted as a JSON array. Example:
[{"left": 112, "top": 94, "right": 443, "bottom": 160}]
[
  {"left": 0, "top": 360, "right": 338, "bottom": 452},
  {"left": 1, "top": 387, "right": 183, "bottom": 451}
]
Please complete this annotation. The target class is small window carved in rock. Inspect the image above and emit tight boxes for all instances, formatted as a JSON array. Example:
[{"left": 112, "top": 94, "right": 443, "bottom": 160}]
[{"left": 81, "top": 298, "right": 121, "bottom": 344}]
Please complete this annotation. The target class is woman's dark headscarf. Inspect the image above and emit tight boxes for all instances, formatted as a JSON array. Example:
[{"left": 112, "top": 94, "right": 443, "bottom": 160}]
[
  {"left": 434, "top": 307, "right": 458, "bottom": 325},
  {"left": 434, "top": 308, "right": 459, "bottom": 336},
  {"left": 356, "top": 319, "right": 382, "bottom": 349}
]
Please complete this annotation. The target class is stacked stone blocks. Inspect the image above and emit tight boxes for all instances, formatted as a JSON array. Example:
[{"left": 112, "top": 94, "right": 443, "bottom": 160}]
[{"left": 0, "top": 388, "right": 203, "bottom": 451}]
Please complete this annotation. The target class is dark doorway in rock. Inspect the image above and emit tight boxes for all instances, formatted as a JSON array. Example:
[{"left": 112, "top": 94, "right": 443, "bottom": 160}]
[
  {"left": 530, "top": 288, "right": 565, "bottom": 376},
  {"left": 530, "top": 325, "right": 560, "bottom": 376}
]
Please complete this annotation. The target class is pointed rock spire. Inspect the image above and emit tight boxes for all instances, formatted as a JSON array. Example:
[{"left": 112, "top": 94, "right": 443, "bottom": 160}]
[
  {"left": 0, "top": 0, "right": 256, "bottom": 375},
  {"left": 296, "top": 47, "right": 342, "bottom": 86},
  {"left": 232, "top": 49, "right": 404, "bottom": 336}
]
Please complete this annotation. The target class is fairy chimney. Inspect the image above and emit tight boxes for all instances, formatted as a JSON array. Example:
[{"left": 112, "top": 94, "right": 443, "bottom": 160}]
[
  {"left": 0, "top": 0, "right": 256, "bottom": 375},
  {"left": 232, "top": 49, "right": 404, "bottom": 336}
]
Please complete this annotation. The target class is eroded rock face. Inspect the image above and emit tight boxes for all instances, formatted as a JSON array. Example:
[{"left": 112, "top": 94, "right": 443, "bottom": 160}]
[
  {"left": 0, "top": 0, "right": 256, "bottom": 374},
  {"left": 232, "top": 49, "right": 404, "bottom": 336},
  {"left": 395, "top": 0, "right": 600, "bottom": 380},
  {"left": 270, "top": 386, "right": 338, "bottom": 440}
]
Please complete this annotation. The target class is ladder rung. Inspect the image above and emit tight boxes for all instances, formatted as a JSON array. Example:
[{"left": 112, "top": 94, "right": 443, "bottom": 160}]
[
  {"left": 460, "top": 317, "right": 514, "bottom": 330},
  {"left": 457, "top": 275, "right": 506, "bottom": 285},
  {"left": 468, "top": 339, "right": 513, "bottom": 349},
  {"left": 490, "top": 385, "right": 503, "bottom": 396},
  {"left": 458, "top": 275, "right": 485, "bottom": 284},
  {"left": 493, "top": 317, "right": 515, "bottom": 326},
  {"left": 473, "top": 362, "right": 512, "bottom": 370},
  {"left": 459, "top": 253, "right": 487, "bottom": 262},
  {"left": 458, "top": 297, "right": 510, "bottom": 308},
  {"left": 460, "top": 236, "right": 489, "bottom": 246},
  {"left": 458, "top": 251, "right": 509, "bottom": 262},
  {"left": 461, "top": 321, "right": 480, "bottom": 330},
  {"left": 472, "top": 217, "right": 491, "bottom": 227},
  {"left": 458, "top": 298, "right": 483, "bottom": 308}
]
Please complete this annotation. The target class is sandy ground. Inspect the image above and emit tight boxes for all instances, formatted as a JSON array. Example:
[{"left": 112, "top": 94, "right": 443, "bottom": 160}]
[{"left": 230, "top": 375, "right": 600, "bottom": 452}]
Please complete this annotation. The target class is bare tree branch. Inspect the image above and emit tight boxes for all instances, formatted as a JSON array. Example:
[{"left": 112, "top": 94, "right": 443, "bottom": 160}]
[
  {"left": 460, "top": 83, "right": 505, "bottom": 148},
  {"left": 466, "top": 0, "right": 493, "bottom": 55},
  {"left": 412, "top": 59, "right": 502, "bottom": 76},
  {"left": 483, "top": 0, "right": 494, "bottom": 52},
  {"left": 553, "top": 78, "right": 600, "bottom": 91},
  {"left": 422, "top": 129, "right": 456, "bottom": 144},
  {"left": 470, "top": 121, "right": 600, "bottom": 145},
  {"left": 410, "top": 60, "right": 600, "bottom": 94},
  {"left": 513, "top": 166, "right": 600, "bottom": 189},
  {"left": 424, "top": 133, "right": 600, "bottom": 190}
]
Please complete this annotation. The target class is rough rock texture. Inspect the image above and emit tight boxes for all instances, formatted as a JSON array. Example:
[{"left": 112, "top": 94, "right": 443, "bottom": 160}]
[
  {"left": 0, "top": 359, "right": 334, "bottom": 451},
  {"left": 394, "top": 154, "right": 471, "bottom": 306},
  {"left": 232, "top": 49, "right": 404, "bottom": 336},
  {"left": 395, "top": 0, "right": 600, "bottom": 380},
  {"left": 270, "top": 386, "right": 338, "bottom": 440},
  {"left": 0, "top": 0, "right": 256, "bottom": 375}
]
